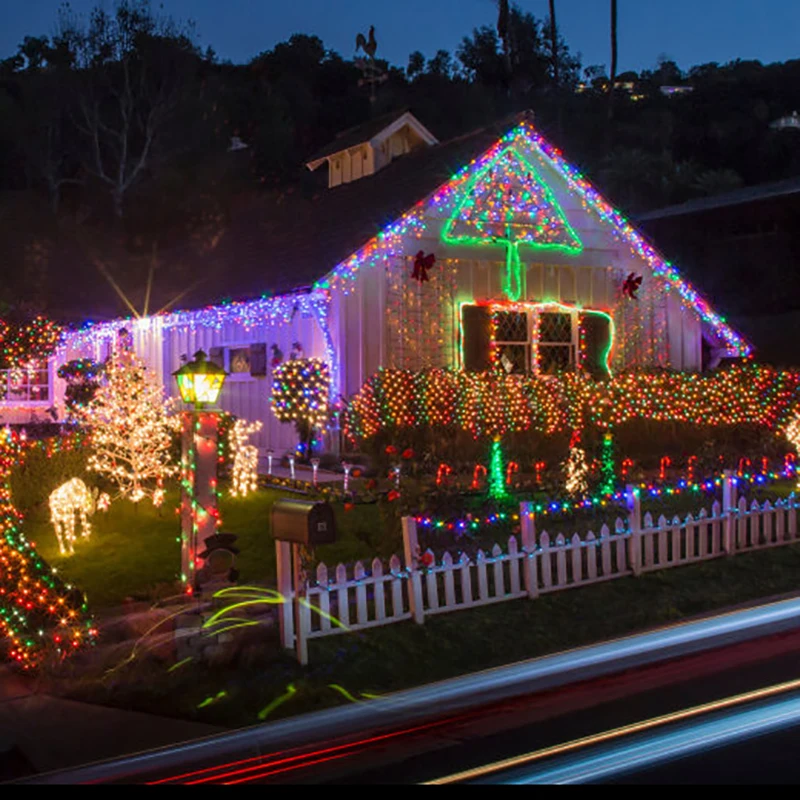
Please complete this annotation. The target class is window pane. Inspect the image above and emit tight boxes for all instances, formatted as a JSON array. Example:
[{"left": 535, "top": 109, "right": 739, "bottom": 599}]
[
  {"left": 539, "top": 345, "right": 573, "bottom": 374},
  {"left": 539, "top": 312, "right": 573, "bottom": 343},
  {"left": 496, "top": 345, "right": 529, "bottom": 375},
  {"left": 495, "top": 311, "right": 528, "bottom": 343},
  {"left": 229, "top": 348, "right": 251, "bottom": 374}
]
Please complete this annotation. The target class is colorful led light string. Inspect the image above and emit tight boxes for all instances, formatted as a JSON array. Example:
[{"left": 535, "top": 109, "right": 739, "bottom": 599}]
[
  {"left": 413, "top": 466, "right": 797, "bottom": 532},
  {"left": 313, "top": 120, "right": 749, "bottom": 359},
  {"left": 346, "top": 365, "right": 800, "bottom": 442},
  {"left": 0, "top": 429, "right": 96, "bottom": 669}
]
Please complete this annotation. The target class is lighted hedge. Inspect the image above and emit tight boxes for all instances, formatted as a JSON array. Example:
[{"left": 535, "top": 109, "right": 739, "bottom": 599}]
[
  {"left": 0, "top": 432, "right": 95, "bottom": 670},
  {"left": 345, "top": 365, "right": 800, "bottom": 442}
]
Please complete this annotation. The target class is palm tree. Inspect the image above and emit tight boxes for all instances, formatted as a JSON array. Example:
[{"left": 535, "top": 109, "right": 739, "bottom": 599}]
[
  {"left": 549, "top": 0, "right": 559, "bottom": 88},
  {"left": 606, "top": 0, "right": 618, "bottom": 155}
]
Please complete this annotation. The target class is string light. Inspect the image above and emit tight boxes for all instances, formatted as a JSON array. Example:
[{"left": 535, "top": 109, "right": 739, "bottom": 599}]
[
  {"left": 346, "top": 365, "right": 800, "bottom": 442},
  {"left": 0, "top": 429, "right": 96, "bottom": 670},
  {"left": 271, "top": 359, "right": 332, "bottom": 433},
  {"left": 80, "top": 336, "right": 179, "bottom": 503},
  {"left": 228, "top": 419, "right": 262, "bottom": 498},
  {"left": 48, "top": 479, "right": 95, "bottom": 556}
]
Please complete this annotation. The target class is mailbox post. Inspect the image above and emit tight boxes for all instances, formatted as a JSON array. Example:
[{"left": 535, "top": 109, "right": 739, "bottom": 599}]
[{"left": 272, "top": 499, "right": 336, "bottom": 664}]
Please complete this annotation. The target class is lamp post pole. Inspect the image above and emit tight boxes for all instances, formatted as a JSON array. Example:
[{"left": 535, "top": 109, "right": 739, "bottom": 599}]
[{"left": 174, "top": 351, "right": 227, "bottom": 595}]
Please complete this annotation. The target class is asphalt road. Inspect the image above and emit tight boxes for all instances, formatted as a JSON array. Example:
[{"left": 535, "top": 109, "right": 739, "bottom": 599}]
[{"left": 147, "top": 627, "right": 800, "bottom": 784}]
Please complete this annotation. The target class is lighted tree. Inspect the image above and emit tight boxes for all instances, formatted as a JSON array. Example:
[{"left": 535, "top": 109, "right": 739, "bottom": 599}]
[
  {"left": 443, "top": 147, "right": 582, "bottom": 301},
  {"left": 271, "top": 359, "right": 331, "bottom": 459},
  {"left": 80, "top": 339, "right": 178, "bottom": 502},
  {"left": 563, "top": 432, "right": 589, "bottom": 497}
]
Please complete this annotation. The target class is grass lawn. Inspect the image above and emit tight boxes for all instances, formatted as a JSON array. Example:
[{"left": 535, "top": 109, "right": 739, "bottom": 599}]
[
  {"left": 26, "top": 484, "right": 386, "bottom": 609},
  {"left": 53, "top": 540, "right": 800, "bottom": 731},
  {"left": 25, "top": 478, "right": 796, "bottom": 610}
]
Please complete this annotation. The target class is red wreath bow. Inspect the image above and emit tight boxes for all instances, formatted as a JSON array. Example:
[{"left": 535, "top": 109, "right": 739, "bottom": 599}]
[
  {"left": 622, "top": 273, "right": 643, "bottom": 300},
  {"left": 412, "top": 251, "right": 436, "bottom": 282}
]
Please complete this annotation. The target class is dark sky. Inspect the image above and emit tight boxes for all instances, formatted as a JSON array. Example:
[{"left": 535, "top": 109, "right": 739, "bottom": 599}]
[{"left": 3, "top": 0, "right": 799, "bottom": 74}]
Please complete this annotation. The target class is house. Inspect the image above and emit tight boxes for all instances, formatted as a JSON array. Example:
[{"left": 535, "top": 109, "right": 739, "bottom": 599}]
[
  {"left": 638, "top": 177, "right": 800, "bottom": 365},
  {"left": 0, "top": 110, "right": 750, "bottom": 454}
]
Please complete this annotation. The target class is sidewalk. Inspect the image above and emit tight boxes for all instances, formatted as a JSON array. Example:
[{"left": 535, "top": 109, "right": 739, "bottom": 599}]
[{"left": 0, "top": 666, "right": 223, "bottom": 781}]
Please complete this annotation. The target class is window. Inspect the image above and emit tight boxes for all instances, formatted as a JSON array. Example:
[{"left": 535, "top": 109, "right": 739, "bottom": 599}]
[
  {"left": 538, "top": 312, "right": 576, "bottom": 375},
  {"left": 0, "top": 361, "right": 51, "bottom": 404},
  {"left": 228, "top": 347, "right": 251, "bottom": 375},
  {"left": 461, "top": 304, "right": 583, "bottom": 376},
  {"left": 494, "top": 311, "right": 530, "bottom": 375}
]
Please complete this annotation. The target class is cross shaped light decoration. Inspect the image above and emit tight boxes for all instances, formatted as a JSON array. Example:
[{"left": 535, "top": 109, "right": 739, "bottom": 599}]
[{"left": 442, "top": 147, "right": 583, "bottom": 301}]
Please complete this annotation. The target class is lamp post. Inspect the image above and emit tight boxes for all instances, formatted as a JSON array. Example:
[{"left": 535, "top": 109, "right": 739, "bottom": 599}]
[{"left": 173, "top": 350, "right": 227, "bottom": 595}]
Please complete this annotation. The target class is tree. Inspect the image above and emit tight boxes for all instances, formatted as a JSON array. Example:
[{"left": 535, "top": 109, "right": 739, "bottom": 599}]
[
  {"left": 407, "top": 50, "right": 425, "bottom": 81},
  {"left": 58, "top": 0, "right": 202, "bottom": 219},
  {"left": 80, "top": 331, "right": 178, "bottom": 502},
  {"left": 549, "top": 0, "right": 559, "bottom": 88},
  {"left": 606, "top": 0, "right": 618, "bottom": 155}
]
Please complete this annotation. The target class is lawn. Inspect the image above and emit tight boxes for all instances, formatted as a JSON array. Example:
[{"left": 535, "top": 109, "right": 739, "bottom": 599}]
[
  {"left": 53, "top": 540, "right": 800, "bottom": 730},
  {"left": 26, "top": 483, "right": 386, "bottom": 609},
  {"left": 25, "top": 477, "right": 796, "bottom": 610}
]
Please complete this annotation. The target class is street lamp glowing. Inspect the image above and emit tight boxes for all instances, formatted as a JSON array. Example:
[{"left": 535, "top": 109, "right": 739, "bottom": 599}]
[{"left": 173, "top": 350, "right": 227, "bottom": 408}]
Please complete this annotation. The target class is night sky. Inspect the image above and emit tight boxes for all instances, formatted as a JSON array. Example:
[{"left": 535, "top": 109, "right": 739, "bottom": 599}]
[{"left": 2, "top": 0, "right": 799, "bottom": 74}]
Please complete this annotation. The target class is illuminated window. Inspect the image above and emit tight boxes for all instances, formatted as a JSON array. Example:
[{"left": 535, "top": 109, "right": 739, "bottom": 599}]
[
  {"left": 227, "top": 347, "right": 251, "bottom": 375},
  {"left": 538, "top": 312, "right": 576, "bottom": 375},
  {"left": 0, "top": 360, "right": 51, "bottom": 404},
  {"left": 494, "top": 311, "right": 530, "bottom": 375}
]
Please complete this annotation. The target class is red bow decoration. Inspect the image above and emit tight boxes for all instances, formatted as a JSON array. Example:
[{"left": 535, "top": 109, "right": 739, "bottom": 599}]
[
  {"left": 412, "top": 251, "right": 436, "bottom": 282},
  {"left": 622, "top": 273, "right": 643, "bottom": 300}
]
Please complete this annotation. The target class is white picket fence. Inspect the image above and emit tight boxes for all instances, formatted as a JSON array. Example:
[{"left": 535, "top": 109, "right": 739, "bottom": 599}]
[{"left": 277, "top": 474, "right": 800, "bottom": 663}]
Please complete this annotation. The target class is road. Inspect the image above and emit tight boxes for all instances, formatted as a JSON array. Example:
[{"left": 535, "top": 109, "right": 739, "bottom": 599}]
[
  {"left": 16, "top": 597, "right": 800, "bottom": 785},
  {"left": 149, "top": 628, "right": 800, "bottom": 784}
]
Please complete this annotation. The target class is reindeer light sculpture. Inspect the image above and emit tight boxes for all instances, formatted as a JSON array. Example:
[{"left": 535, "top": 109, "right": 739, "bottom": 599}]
[
  {"left": 229, "top": 419, "right": 263, "bottom": 498},
  {"left": 49, "top": 478, "right": 98, "bottom": 556}
]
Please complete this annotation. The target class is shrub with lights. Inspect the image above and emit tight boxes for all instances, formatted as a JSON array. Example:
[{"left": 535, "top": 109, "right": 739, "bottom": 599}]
[
  {"left": 57, "top": 359, "right": 105, "bottom": 414},
  {"left": 271, "top": 358, "right": 331, "bottom": 460},
  {"left": 0, "top": 430, "right": 96, "bottom": 670}
]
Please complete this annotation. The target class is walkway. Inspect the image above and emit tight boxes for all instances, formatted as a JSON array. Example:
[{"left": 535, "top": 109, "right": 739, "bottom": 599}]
[{"left": 0, "top": 666, "right": 223, "bottom": 781}]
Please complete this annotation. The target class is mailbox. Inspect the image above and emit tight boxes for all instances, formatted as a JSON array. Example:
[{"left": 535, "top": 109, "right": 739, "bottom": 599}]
[{"left": 271, "top": 498, "right": 336, "bottom": 546}]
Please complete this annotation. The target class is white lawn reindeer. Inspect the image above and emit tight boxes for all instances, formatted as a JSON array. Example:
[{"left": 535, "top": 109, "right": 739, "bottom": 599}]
[{"left": 49, "top": 479, "right": 107, "bottom": 556}]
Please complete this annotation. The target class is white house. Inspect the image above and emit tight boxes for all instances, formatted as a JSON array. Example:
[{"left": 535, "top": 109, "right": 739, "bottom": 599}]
[{"left": 0, "top": 110, "right": 750, "bottom": 454}]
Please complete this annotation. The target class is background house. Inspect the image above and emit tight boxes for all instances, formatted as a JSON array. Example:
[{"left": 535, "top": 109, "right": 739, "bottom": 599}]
[
  {"left": 638, "top": 177, "right": 800, "bottom": 366},
  {"left": 1, "top": 112, "right": 749, "bottom": 454}
]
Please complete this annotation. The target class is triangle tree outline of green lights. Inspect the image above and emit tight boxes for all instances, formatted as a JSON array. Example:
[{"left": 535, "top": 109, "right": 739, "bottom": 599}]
[{"left": 442, "top": 147, "right": 583, "bottom": 301}]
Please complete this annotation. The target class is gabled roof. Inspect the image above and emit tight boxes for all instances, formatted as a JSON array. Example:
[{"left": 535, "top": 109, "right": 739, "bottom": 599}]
[
  {"left": 305, "top": 109, "right": 438, "bottom": 169},
  {"left": 57, "top": 111, "right": 749, "bottom": 358},
  {"left": 637, "top": 176, "right": 800, "bottom": 222}
]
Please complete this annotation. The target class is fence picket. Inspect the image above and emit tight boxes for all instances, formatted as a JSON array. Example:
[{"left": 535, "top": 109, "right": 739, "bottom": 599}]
[
  {"left": 442, "top": 551, "right": 456, "bottom": 607},
  {"left": 600, "top": 525, "right": 612, "bottom": 576},
  {"left": 354, "top": 562, "right": 368, "bottom": 625},
  {"left": 686, "top": 513, "right": 695, "bottom": 560},
  {"left": 508, "top": 537, "right": 521, "bottom": 595},
  {"left": 777, "top": 500, "right": 786, "bottom": 543},
  {"left": 763, "top": 500, "right": 774, "bottom": 545},
  {"left": 476, "top": 550, "right": 489, "bottom": 601},
  {"left": 614, "top": 519, "right": 627, "bottom": 573},
  {"left": 672, "top": 516, "right": 682, "bottom": 563},
  {"left": 586, "top": 532, "right": 598, "bottom": 581},
  {"left": 711, "top": 501, "right": 721, "bottom": 555},
  {"left": 789, "top": 494, "right": 797, "bottom": 539},
  {"left": 372, "top": 559, "right": 386, "bottom": 621},
  {"left": 571, "top": 534, "right": 583, "bottom": 584},
  {"left": 460, "top": 553, "right": 473, "bottom": 606},
  {"left": 425, "top": 550, "right": 439, "bottom": 612},
  {"left": 335, "top": 563, "right": 350, "bottom": 628},
  {"left": 389, "top": 555, "right": 404, "bottom": 617},
  {"left": 492, "top": 544, "right": 505, "bottom": 598},
  {"left": 698, "top": 508, "right": 708, "bottom": 559},
  {"left": 316, "top": 563, "right": 331, "bottom": 632},
  {"left": 644, "top": 528, "right": 654, "bottom": 568},
  {"left": 750, "top": 499, "right": 761, "bottom": 547},
  {"left": 737, "top": 497, "right": 748, "bottom": 549},
  {"left": 556, "top": 534, "right": 568, "bottom": 586},
  {"left": 540, "top": 532, "right": 553, "bottom": 589},
  {"left": 658, "top": 515, "right": 668, "bottom": 566}
]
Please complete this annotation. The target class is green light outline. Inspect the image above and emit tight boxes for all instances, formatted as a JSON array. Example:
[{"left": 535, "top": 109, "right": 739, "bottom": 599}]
[{"left": 443, "top": 147, "right": 584, "bottom": 301}]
